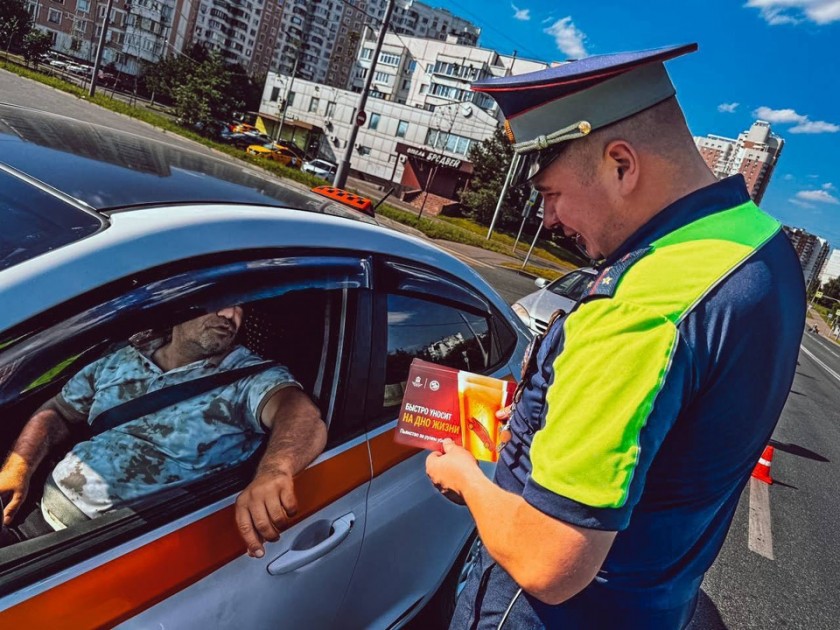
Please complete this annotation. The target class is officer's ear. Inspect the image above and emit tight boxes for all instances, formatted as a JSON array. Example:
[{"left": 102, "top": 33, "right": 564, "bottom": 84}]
[{"left": 603, "top": 140, "right": 639, "bottom": 194}]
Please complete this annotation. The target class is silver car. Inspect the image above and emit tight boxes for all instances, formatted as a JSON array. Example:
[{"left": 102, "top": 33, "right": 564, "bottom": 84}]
[
  {"left": 512, "top": 268, "right": 599, "bottom": 334},
  {"left": 0, "top": 104, "right": 530, "bottom": 628}
]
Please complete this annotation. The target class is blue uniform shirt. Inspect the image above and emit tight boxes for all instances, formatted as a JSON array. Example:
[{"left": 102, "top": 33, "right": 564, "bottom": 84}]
[{"left": 494, "top": 175, "right": 805, "bottom": 619}]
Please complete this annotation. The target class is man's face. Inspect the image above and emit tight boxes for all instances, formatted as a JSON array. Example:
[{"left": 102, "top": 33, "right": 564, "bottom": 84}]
[
  {"left": 532, "top": 144, "right": 622, "bottom": 261},
  {"left": 174, "top": 306, "right": 244, "bottom": 359}
]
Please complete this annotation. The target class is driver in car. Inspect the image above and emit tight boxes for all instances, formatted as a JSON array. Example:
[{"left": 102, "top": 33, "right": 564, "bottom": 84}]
[{"left": 0, "top": 305, "right": 327, "bottom": 559}]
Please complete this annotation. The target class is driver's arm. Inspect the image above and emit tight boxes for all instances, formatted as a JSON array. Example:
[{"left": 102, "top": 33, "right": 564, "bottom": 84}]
[
  {"left": 235, "top": 386, "right": 326, "bottom": 558},
  {"left": 0, "top": 399, "right": 72, "bottom": 524}
]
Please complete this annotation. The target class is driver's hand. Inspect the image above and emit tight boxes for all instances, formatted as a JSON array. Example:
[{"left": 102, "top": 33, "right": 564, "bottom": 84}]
[
  {"left": 234, "top": 470, "right": 298, "bottom": 558},
  {"left": 0, "top": 454, "right": 31, "bottom": 525}
]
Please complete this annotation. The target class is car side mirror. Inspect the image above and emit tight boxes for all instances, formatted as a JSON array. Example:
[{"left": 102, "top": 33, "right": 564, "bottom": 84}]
[{"left": 534, "top": 278, "right": 549, "bottom": 289}]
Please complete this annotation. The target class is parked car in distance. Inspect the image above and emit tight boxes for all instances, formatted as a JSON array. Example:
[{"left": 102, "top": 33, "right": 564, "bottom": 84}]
[
  {"left": 227, "top": 131, "right": 272, "bottom": 149},
  {"left": 511, "top": 267, "right": 599, "bottom": 334},
  {"left": 246, "top": 142, "right": 301, "bottom": 168},
  {"left": 302, "top": 159, "right": 337, "bottom": 180},
  {"left": 0, "top": 102, "right": 532, "bottom": 628}
]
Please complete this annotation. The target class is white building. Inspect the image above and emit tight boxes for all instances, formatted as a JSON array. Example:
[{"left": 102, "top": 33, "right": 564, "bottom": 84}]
[
  {"left": 349, "top": 31, "right": 548, "bottom": 111},
  {"left": 258, "top": 72, "right": 503, "bottom": 211},
  {"left": 784, "top": 227, "right": 830, "bottom": 291},
  {"left": 819, "top": 249, "right": 840, "bottom": 287}
]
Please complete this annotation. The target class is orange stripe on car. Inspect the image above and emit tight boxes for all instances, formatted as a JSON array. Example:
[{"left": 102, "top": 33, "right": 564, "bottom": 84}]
[{"left": 0, "top": 441, "right": 373, "bottom": 627}]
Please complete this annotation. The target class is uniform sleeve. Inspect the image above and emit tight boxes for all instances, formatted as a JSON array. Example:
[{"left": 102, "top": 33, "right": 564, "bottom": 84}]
[
  {"left": 243, "top": 365, "right": 302, "bottom": 431},
  {"left": 56, "top": 355, "right": 109, "bottom": 424},
  {"left": 522, "top": 298, "right": 692, "bottom": 531}
]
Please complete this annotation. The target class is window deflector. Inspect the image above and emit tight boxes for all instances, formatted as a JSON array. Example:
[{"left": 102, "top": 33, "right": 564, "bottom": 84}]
[
  {"left": 384, "top": 260, "right": 490, "bottom": 316},
  {"left": 0, "top": 256, "right": 371, "bottom": 406}
]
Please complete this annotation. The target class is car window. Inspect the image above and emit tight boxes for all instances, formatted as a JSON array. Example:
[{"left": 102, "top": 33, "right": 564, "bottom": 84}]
[
  {"left": 0, "top": 255, "right": 369, "bottom": 577},
  {"left": 382, "top": 294, "right": 490, "bottom": 412},
  {"left": 547, "top": 271, "right": 586, "bottom": 298}
]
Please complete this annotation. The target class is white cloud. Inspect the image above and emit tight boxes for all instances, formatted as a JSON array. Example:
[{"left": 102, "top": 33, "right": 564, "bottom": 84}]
[
  {"left": 511, "top": 3, "right": 531, "bottom": 21},
  {"left": 790, "top": 198, "right": 816, "bottom": 208},
  {"left": 823, "top": 182, "right": 836, "bottom": 190},
  {"left": 746, "top": 0, "right": 840, "bottom": 25},
  {"left": 752, "top": 106, "right": 839, "bottom": 134},
  {"left": 753, "top": 106, "right": 807, "bottom": 123},
  {"left": 783, "top": 173, "right": 795, "bottom": 180},
  {"left": 797, "top": 189, "right": 840, "bottom": 204},
  {"left": 541, "top": 15, "right": 555, "bottom": 24},
  {"left": 717, "top": 102, "right": 740, "bottom": 113},
  {"left": 790, "top": 120, "right": 840, "bottom": 133},
  {"left": 543, "top": 17, "right": 588, "bottom": 58}
]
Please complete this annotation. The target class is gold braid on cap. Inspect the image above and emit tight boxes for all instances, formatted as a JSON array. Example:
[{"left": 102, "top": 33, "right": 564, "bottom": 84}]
[
  {"left": 503, "top": 119, "right": 516, "bottom": 144},
  {"left": 512, "top": 120, "right": 592, "bottom": 154}
]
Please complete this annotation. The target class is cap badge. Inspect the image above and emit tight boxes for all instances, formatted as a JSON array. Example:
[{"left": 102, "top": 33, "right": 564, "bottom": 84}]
[{"left": 578, "top": 121, "right": 592, "bottom": 135}]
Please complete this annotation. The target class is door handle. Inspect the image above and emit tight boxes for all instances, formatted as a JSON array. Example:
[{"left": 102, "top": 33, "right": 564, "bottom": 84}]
[{"left": 266, "top": 513, "right": 355, "bottom": 575}]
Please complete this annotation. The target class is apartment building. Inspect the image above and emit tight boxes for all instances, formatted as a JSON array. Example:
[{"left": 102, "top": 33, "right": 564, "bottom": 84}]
[
  {"left": 818, "top": 249, "right": 840, "bottom": 288},
  {"left": 271, "top": 0, "right": 481, "bottom": 91},
  {"left": 784, "top": 226, "right": 830, "bottom": 291},
  {"left": 348, "top": 31, "right": 548, "bottom": 111},
  {"left": 695, "top": 121, "right": 784, "bottom": 204}
]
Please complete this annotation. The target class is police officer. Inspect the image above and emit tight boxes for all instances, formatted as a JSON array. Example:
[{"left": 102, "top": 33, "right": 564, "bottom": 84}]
[{"left": 426, "top": 44, "right": 805, "bottom": 628}]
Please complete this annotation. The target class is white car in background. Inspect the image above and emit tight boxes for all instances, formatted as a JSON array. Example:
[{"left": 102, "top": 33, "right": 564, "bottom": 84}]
[
  {"left": 302, "top": 158, "right": 337, "bottom": 180},
  {"left": 512, "top": 268, "right": 599, "bottom": 335}
]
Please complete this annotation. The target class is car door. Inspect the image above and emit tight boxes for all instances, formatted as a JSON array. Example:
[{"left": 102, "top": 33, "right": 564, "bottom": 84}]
[
  {"left": 335, "top": 258, "right": 521, "bottom": 628},
  {"left": 0, "top": 254, "right": 373, "bottom": 629}
]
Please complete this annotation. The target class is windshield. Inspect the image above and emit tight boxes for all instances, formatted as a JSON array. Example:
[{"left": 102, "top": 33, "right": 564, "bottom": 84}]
[{"left": 0, "top": 171, "right": 104, "bottom": 270}]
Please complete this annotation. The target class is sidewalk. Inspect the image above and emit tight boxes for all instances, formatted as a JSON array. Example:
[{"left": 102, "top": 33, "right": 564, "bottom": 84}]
[{"left": 806, "top": 307, "right": 839, "bottom": 340}]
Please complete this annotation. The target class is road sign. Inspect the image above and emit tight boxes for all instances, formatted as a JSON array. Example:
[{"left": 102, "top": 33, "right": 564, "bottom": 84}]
[
  {"left": 356, "top": 110, "right": 367, "bottom": 126},
  {"left": 816, "top": 291, "right": 824, "bottom": 299}
]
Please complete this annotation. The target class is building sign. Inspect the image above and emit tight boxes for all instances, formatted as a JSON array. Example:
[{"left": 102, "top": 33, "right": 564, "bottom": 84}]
[{"left": 396, "top": 142, "right": 464, "bottom": 170}]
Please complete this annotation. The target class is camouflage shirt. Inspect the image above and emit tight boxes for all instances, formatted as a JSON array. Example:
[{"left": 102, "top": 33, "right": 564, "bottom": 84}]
[{"left": 49, "top": 339, "right": 299, "bottom": 519}]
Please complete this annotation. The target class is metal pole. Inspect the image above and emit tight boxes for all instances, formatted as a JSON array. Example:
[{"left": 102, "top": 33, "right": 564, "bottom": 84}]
[
  {"left": 417, "top": 165, "right": 438, "bottom": 219},
  {"left": 512, "top": 215, "right": 528, "bottom": 253},
  {"left": 522, "top": 222, "right": 544, "bottom": 269},
  {"left": 276, "top": 51, "right": 300, "bottom": 143},
  {"left": 486, "top": 153, "right": 519, "bottom": 240},
  {"left": 88, "top": 0, "right": 115, "bottom": 97},
  {"left": 333, "top": 0, "right": 395, "bottom": 189}
]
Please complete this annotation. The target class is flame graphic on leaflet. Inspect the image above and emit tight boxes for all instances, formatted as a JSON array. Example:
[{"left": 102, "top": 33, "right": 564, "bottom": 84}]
[{"left": 467, "top": 416, "right": 495, "bottom": 451}]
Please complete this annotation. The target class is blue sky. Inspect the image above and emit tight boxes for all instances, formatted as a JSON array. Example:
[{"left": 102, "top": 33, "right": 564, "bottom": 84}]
[{"left": 431, "top": 0, "right": 840, "bottom": 249}]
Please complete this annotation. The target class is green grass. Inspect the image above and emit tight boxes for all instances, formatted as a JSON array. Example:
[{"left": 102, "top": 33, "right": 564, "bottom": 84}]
[{"left": 3, "top": 58, "right": 578, "bottom": 268}]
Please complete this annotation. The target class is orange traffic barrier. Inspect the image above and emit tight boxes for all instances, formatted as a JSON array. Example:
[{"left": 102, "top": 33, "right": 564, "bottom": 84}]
[
  {"left": 311, "top": 186, "right": 375, "bottom": 217},
  {"left": 751, "top": 445, "right": 774, "bottom": 484}
]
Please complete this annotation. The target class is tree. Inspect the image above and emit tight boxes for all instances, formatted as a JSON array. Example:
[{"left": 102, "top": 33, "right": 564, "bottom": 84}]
[
  {"left": 459, "top": 126, "right": 530, "bottom": 228},
  {"left": 172, "top": 52, "right": 241, "bottom": 129},
  {"left": 21, "top": 29, "right": 51, "bottom": 66},
  {"left": 0, "top": 0, "right": 32, "bottom": 56}
]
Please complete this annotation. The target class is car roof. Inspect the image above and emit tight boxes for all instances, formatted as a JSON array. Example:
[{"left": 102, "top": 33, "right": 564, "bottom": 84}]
[
  {"left": 0, "top": 204, "right": 513, "bottom": 334},
  {"left": 0, "top": 103, "right": 366, "bottom": 221}
]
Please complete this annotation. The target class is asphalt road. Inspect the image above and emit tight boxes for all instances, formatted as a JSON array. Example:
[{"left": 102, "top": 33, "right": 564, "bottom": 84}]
[{"left": 4, "top": 67, "right": 838, "bottom": 629}]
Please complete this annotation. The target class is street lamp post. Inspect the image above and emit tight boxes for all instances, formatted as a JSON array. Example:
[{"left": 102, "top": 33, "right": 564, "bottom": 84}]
[
  {"left": 88, "top": 0, "right": 115, "bottom": 97},
  {"left": 333, "top": 0, "right": 395, "bottom": 189}
]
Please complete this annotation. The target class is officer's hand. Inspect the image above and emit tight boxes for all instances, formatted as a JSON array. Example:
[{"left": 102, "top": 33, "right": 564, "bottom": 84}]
[
  {"left": 0, "top": 454, "right": 31, "bottom": 525},
  {"left": 426, "top": 439, "right": 480, "bottom": 505},
  {"left": 235, "top": 470, "right": 299, "bottom": 558}
]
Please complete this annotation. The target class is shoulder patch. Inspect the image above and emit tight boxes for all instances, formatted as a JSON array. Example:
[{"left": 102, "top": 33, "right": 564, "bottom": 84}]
[{"left": 585, "top": 247, "right": 652, "bottom": 298}]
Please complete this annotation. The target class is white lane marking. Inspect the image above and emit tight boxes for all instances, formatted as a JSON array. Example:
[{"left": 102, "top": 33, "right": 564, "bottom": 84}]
[
  {"left": 813, "top": 335, "right": 839, "bottom": 359},
  {"left": 800, "top": 345, "right": 840, "bottom": 384},
  {"left": 748, "top": 477, "right": 775, "bottom": 560}
]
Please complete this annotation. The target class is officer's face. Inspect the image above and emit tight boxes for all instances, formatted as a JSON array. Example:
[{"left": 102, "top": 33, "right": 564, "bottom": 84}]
[
  {"left": 176, "top": 305, "right": 244, "bottom": 358},
  {"left": 532, "top": 145, "right": 626, "bottom": 260}
]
